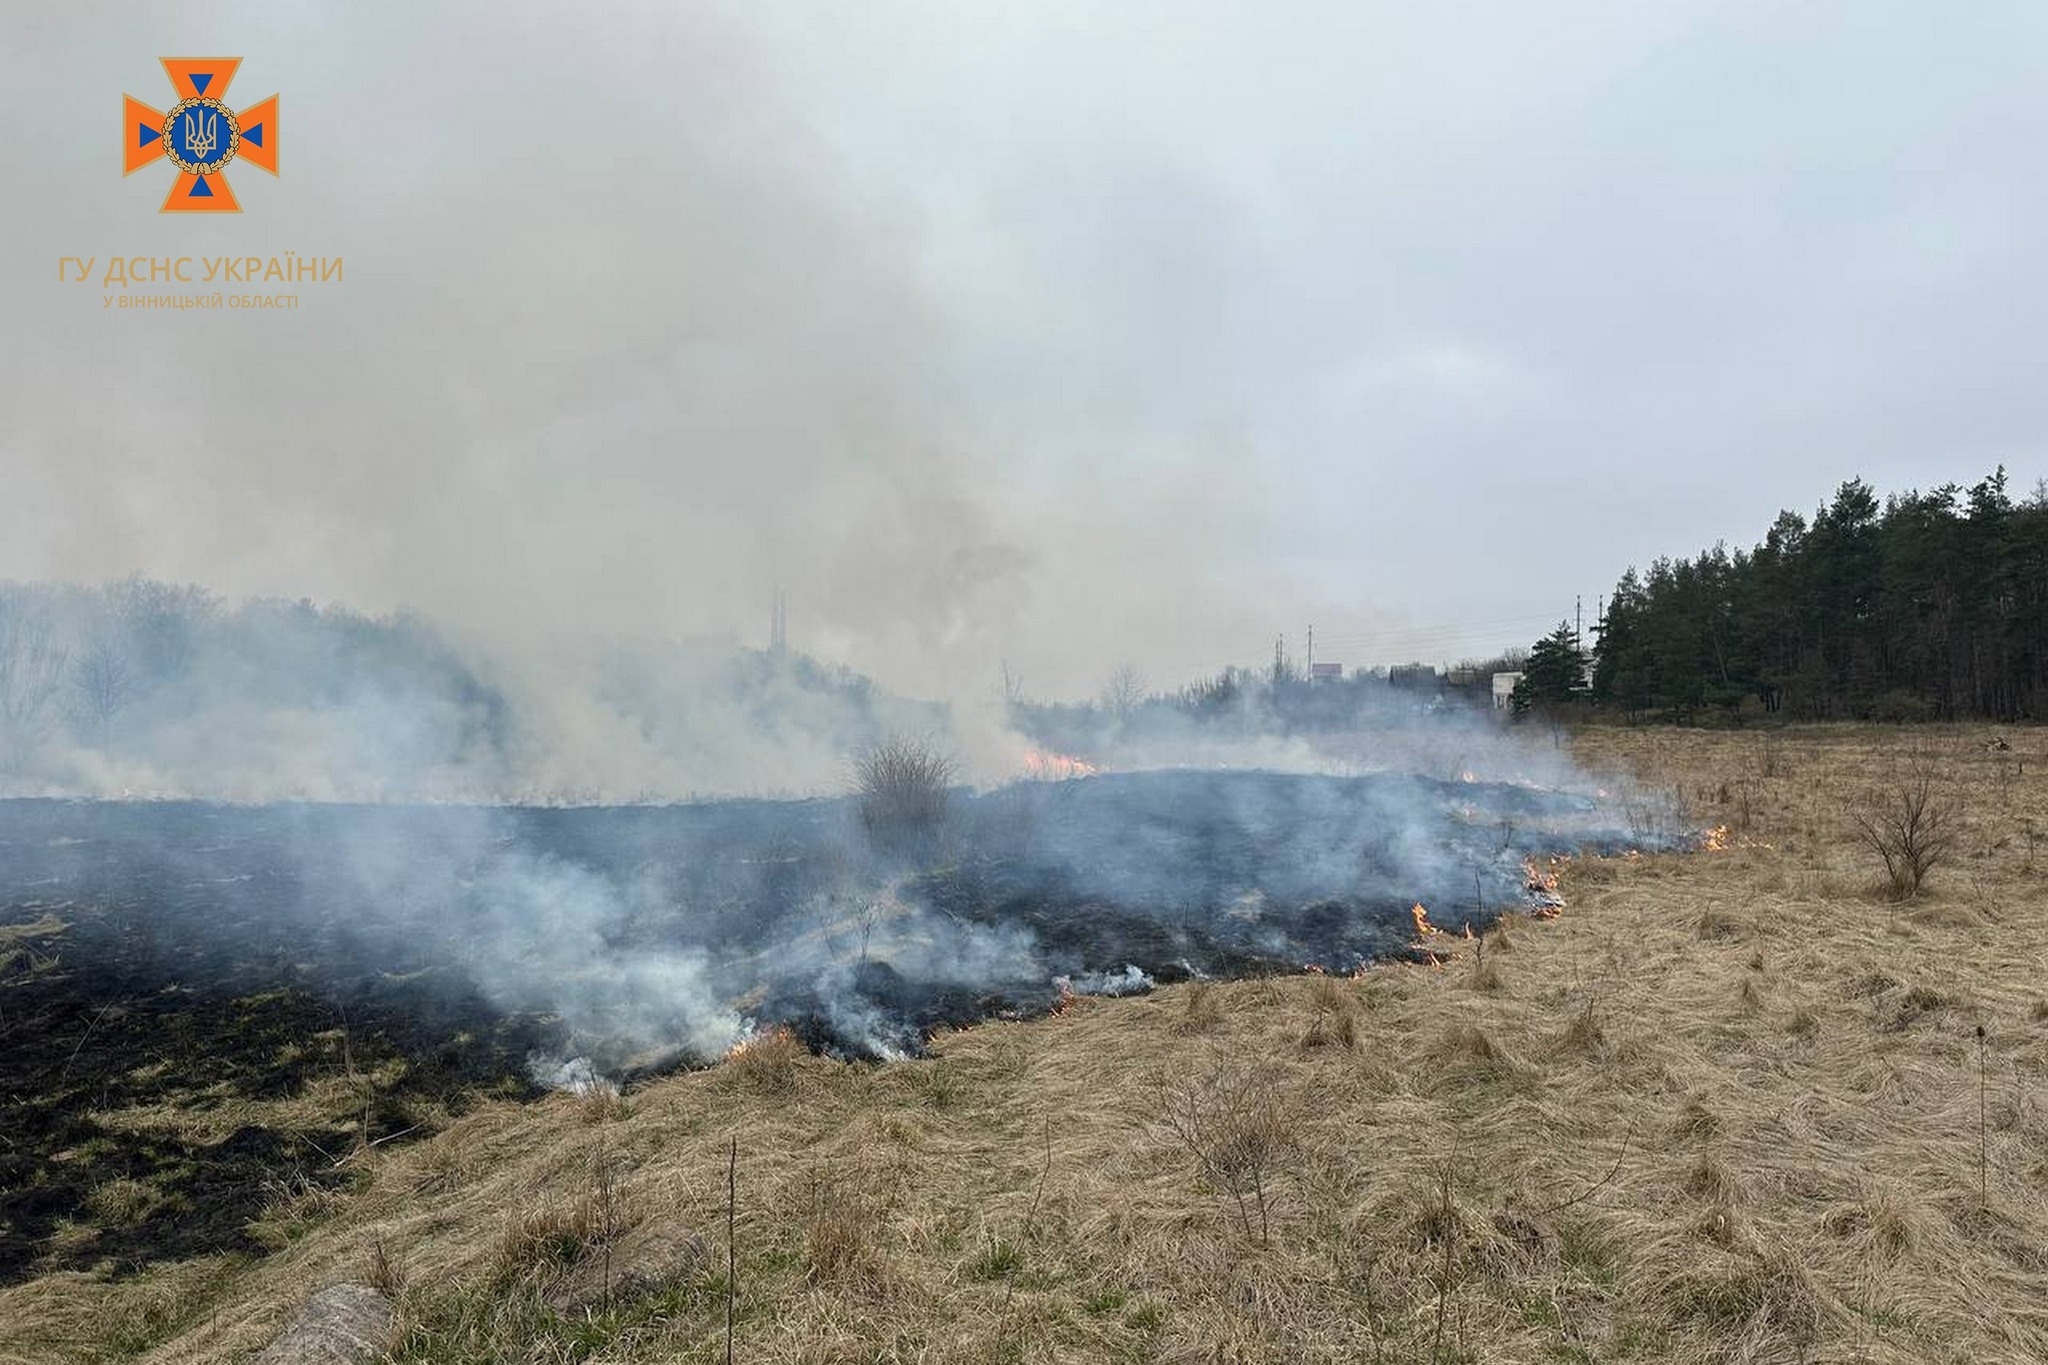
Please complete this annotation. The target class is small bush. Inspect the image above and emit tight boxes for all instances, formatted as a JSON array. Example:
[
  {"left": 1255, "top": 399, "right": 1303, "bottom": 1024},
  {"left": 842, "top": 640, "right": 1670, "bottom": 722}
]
[
  {"left": 1155, "top": 1065, "right": 1295, "bottom": 1244},
  {"left": 852, "top": 735, "right": 956, "bottom": 845},
  {"left": 1853, "top": 773, "right": 1955, "bottom": 900}
]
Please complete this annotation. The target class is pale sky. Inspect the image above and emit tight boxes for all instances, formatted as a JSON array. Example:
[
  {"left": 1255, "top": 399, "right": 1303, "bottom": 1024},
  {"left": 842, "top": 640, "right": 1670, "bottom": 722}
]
[{"left": 5, "top": 2, "right": 2043, "bottom": 698}]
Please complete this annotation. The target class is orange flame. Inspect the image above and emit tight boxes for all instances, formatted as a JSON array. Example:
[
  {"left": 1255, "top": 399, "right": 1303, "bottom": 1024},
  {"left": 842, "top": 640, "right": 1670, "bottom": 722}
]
[
  {"left": 1701, "top": 825, "right": 1730, "bottom": 852},
  {"left": 1411, "top": 902, "right": 1439, "bottom": 937},
  {"left": 1523, "top": 856, "right": 1567, "bottom": 918},
  {"left": 1023, "top": 748, "right": 1100, "bottom": 780},
  {"left": 724, "top": 1024, "right": 798, "bottom": 1063}
]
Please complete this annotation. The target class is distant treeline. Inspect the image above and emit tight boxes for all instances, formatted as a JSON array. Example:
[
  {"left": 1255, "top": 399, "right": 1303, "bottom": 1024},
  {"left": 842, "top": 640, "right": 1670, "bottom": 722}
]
[{"left": 1522, "top": 470, "right": 2048, "bottom": 722}]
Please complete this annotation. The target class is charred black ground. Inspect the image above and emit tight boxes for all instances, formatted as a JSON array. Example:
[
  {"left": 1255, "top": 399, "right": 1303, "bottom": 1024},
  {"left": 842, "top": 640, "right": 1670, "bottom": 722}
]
[{"left": 0, "top": 768, "right": 1649, "bottom": 1281}]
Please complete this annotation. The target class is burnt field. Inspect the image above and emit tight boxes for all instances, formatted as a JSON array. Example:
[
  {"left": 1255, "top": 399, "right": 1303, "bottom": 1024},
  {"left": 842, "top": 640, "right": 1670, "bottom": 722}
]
[{"left": 0, "top": 769, "right": 1647, "bottom": 1283}]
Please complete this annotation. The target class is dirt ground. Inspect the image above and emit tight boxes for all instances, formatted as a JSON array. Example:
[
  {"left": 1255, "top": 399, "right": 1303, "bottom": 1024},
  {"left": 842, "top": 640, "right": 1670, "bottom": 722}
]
[{"left": 2, "top": 723, "right": 2043, "bottom": 1364}]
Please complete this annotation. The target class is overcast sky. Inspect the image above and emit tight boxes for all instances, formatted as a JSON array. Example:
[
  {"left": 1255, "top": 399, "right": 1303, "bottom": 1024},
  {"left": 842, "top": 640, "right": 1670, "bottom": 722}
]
[{"left": 5, "top": 2, "right": 2044, "bottom": 699}]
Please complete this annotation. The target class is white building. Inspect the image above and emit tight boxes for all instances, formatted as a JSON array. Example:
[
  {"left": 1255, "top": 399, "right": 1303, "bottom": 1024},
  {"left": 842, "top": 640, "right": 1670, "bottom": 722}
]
[{"left": 1491, "top": 671, "right": 1523, "bottom": 710}]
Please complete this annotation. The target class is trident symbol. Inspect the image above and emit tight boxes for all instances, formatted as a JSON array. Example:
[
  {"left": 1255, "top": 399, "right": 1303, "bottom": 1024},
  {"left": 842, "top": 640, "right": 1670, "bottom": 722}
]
[{"left": 183, "top": 108, "right": 217, "bottom": 161}]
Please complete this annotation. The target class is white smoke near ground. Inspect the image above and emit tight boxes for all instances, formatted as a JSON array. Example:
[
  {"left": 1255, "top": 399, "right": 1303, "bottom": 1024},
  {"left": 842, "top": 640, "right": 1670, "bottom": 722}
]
[{"left": 0, "top": 577, "right": 1685, "bottom": 1087}]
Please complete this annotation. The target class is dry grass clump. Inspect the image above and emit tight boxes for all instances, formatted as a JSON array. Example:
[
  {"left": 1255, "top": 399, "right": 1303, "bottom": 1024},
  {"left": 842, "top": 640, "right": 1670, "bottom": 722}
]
[
  {"left": 801, "top": 1175, "right": 891, "bottom": 1295},
  {"left": 1695, "top": 906, "right": 1749, "bottom": 941},
  {"left": 1169, "top": 978, "right": 1224, "bottom": 1036},
  {"left": 724, "top": 1025, "right": 803, "bottom": 1093},
  {"left": 1297, "top": 973, "right": 1360, "bottom": 1049},
  {"left": 1683, "top": 1154, "right": 1740, "bottom": 1205},
  {"left": 1553, "top": 999, "right": 1607, "bottom": 1058},
  {"left": 1297, "top": 1008, "right": 1357, "bottom": 1051}
]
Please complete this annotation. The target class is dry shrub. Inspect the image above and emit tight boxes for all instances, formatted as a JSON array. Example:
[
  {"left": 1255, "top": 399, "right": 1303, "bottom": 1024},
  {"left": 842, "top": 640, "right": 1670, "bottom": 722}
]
[
  {"left": 852, "top": 734, "right": 956, "bottom": 843},
  {"left": 1468, "top": 955, "right": 1505, "bottom": 992},
  {"left": 1786, "top": 1003, "right": 1819, "bottom": 1037},
  {"left": 1155, "top": 1064, "right": 1295, "bottom": 1244},
  {"left": 725, "top": 1025, "right": 803, "bottom": 1092},
  {"left": 1172, "top": 979, "right": 1224, "bottom": 1036},
  {"left": 1853, "top": 771, "right": 1956, "bottom": 900},
  {"left": 2031, "top": 998, "right": 2048, "bottom": 1023}
]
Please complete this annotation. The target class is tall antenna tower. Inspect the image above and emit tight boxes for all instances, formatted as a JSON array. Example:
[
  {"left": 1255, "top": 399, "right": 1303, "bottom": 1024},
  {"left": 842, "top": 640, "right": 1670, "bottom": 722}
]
[{"left": 770, "top": 587, "right": 787, "bottom": 659}]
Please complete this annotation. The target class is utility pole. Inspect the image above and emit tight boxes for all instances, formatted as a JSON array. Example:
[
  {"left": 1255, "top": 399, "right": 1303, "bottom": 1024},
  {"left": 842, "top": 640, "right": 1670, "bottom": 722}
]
[
  {"left": 1574, "top": 594, "right": 1582, "bottom": 650},
  {"left": 1306, "top": 624, "right": 1314, "bottom": 681},
  {"left": 1274, "top": 635, "right": 1285, "bottom": 688}
]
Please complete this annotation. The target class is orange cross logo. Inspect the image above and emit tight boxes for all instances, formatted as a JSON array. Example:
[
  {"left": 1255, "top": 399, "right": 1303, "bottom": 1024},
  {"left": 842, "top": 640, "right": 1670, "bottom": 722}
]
[{"left": 124, "top": 59, "right": 278, "bottom": 213}]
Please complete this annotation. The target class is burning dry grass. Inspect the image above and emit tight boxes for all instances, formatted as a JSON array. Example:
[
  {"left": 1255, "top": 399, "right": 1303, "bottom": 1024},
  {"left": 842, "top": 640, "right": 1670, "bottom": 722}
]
[{"left": 2, "top": 723, "right": 2047, "bottom": 1363}]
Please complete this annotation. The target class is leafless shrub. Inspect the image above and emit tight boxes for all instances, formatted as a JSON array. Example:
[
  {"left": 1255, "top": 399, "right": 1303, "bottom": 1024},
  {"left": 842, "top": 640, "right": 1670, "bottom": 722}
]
[
  {"left": 852, "top": 734, "right": 956, "bottom": 844},
  {"left": 1155, "top": 1065, "right": 1294, "bottom": 1244},
  {"left": 1853, "top": 773, "right": 1955, "bottom": 900}
]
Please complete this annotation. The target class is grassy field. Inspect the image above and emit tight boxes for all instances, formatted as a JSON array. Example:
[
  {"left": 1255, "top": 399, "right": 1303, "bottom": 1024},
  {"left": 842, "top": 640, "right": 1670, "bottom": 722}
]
[{"left": 2, "top": 724, "right": 2045, "bottom": 1364}]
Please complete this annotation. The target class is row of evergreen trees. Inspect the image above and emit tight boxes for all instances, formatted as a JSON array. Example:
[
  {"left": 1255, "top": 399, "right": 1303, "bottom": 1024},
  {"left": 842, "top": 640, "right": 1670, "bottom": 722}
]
[{"left": 1513, "top": 470, "right": 2048, "bottom": 722}]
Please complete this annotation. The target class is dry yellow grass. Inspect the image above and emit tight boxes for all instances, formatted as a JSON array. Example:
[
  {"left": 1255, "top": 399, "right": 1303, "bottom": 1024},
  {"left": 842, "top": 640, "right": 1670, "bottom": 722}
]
[{"left": 2, "top": 723, "right": 2045, "bottom": 1364}]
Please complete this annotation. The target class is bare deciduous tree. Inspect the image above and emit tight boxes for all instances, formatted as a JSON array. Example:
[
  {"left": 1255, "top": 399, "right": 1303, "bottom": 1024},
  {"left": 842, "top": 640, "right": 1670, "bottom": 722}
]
[
  {"left": 0, "top": 592, "right": 69, "bottom": 773},
  {"left": 1101, "top": 664, "right": 1147, "bottom": 724},
  {"left": 71, "top": 638, "right": 133, "bottom": 743}
]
